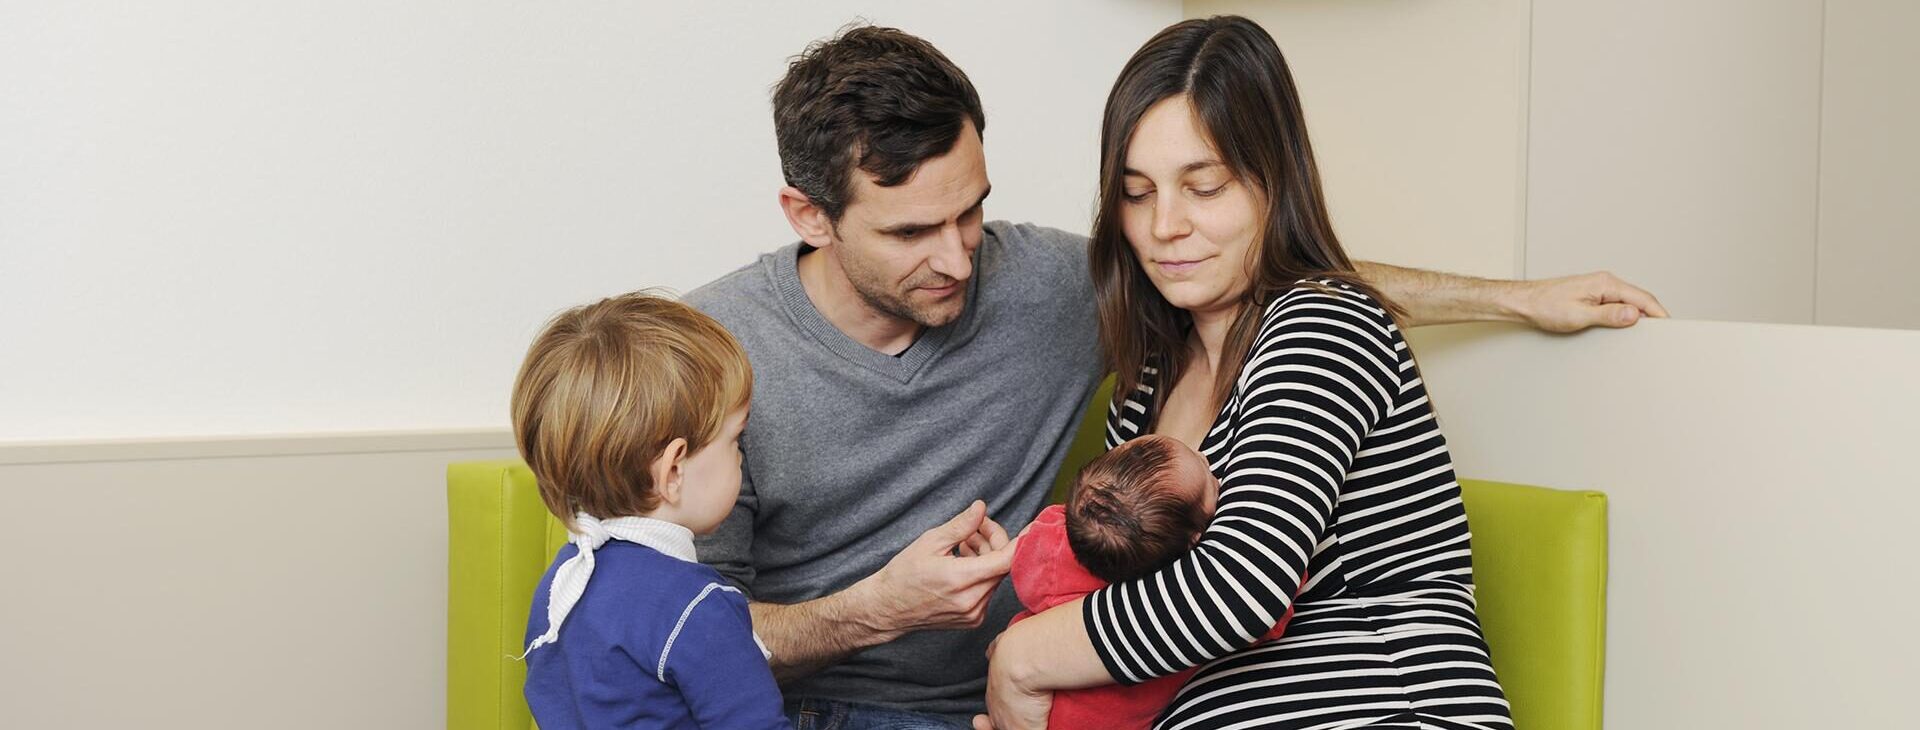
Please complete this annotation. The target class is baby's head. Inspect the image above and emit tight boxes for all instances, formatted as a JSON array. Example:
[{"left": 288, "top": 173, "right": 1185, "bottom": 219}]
[
  {"left": 1065, "top": 434, "right": 1221, "bottom": 584},
  {"left": 510, "top": 291, "right": 752, "bottom": 535}
]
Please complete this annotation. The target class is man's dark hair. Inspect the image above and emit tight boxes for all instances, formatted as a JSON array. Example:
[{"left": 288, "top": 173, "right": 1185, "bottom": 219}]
[
  {"left": 772, "top": 24, "right": 986, "bottom": 222},
  {"left": 1066, "top": 437, "right": 1211, "bottom": 584}
]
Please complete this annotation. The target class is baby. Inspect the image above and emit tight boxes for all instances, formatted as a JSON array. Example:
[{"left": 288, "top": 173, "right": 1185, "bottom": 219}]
[
  {"left": 1008, "top": 434, "right": 1296, "bottom": 729},
  {"left": 512, "top": 291, "right": 786, "bottom": 729}
]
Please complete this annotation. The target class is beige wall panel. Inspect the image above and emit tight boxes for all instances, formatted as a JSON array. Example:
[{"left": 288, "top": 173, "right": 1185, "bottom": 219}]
[
  {"left": 0, "top": 440, "right": 516, "bottom": 728},
  {"left": 1408, "top": 320, "right": 1920, "bottom": 727},
  {"left": 1189, "top": 0, "right": 1531, "bottom": 278},
  {"left": 1815, "top": 0, "right": 1920, "bottom": 329},
  {"left": 1527, "top": 0, "right": 1823, "bottom": 324}
]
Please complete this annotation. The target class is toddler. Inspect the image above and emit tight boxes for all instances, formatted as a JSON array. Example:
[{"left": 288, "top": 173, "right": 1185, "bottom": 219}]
[{"left": 511, "top": 291, "right": 785, "bottom": 729}]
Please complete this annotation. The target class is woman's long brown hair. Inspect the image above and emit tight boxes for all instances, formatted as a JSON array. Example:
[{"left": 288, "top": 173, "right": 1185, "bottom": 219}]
[{"left": 1090, "top": 15, "right": 1403, "bottom": 417}]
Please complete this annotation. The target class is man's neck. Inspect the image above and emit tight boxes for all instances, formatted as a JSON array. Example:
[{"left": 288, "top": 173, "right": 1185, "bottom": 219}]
[{"left": 796, "top": 247, "right": 923, "bottom": 355}]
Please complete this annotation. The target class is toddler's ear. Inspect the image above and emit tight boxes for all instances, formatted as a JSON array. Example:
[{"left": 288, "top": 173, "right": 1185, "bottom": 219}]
[{"left": 649, "top": 438, "right": 690, "bottom": 506}]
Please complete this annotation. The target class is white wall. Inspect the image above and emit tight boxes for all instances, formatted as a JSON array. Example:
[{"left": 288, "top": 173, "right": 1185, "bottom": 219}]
[
  {"left": 0, "top": 4, "right": 1183, "bottom": 724},
  {"left": 1204, "top": 0, "right": 1920, "bottom": 330},
  {"left": 1525, "top": 0, "right": 1825, "bottom": 325},
  {"left": 0, "top": 1, "right": 1181, "bottom": 442},
  {"left": 1186, "top": 0, "right": 1531, "bottom": 280},
  {"left": 1815, "top": 0, "right": 1920, "bottom": 329},
  {"left": 1408, "top": 319, "right": 1920, "bottom": 727}
]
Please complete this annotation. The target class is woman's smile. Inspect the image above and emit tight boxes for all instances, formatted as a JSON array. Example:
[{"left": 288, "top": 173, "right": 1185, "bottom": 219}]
[{"left": 1155, "top": 255, "right": 1215, "bottom": 277}]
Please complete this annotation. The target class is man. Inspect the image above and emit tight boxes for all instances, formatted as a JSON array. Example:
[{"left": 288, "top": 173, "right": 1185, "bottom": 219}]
[{"left": 684, "top": 25, "right": 1665, "bottom": 728}]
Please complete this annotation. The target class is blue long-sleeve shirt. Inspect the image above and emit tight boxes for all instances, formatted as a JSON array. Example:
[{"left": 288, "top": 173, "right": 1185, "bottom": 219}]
[{"left": 523, "top": 539, "right": 786, "bottom": 729}]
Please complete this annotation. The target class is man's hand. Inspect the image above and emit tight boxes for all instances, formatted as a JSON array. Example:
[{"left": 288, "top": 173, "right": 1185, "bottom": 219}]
[
  {"left": 748, "top": 500, "right": 1016, "bottom": 683},
  {"left": 1506, "top": 271, "right": 1670, "bottom": 333},
  {"left": 854, "top": 500, "right": 1017, "bottom": 636},
  {"left": 957, "top": 506, "right": 1013, "bottom": 557}
]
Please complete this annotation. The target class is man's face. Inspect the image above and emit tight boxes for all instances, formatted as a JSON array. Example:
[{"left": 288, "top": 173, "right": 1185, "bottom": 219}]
[{"left": 825, "top": 120, "right": 991, "bottom": 329}]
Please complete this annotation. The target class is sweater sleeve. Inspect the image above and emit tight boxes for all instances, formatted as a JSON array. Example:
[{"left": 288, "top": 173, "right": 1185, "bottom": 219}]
[
  {"left": 1082, "top": 287, "right": 1400, "bottom": 684},
  {"left": 663, "top": 584, "right": 789, "bottom": 729}
]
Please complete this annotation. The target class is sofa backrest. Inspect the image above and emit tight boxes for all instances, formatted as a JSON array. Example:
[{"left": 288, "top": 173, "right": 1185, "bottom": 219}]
[{"left": 446, "top": 377, "right": 1607, "bottom": 729}]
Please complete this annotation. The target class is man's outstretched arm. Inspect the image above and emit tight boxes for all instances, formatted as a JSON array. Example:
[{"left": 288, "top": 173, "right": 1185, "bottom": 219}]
[
  {"left": 748, "top": 500, "right": 1015, "bottom": 683},
  {"left": 1354, "top": 262, "right": 1670, "bottom": 332}
]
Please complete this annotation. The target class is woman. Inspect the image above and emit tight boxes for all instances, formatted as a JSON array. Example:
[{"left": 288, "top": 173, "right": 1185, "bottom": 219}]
[{"left": 980, "top": 16, "right": 1512, "bottom": 730}]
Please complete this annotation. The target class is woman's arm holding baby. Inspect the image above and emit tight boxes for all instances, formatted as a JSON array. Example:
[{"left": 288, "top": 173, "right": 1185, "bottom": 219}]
[
  {"left": 975, "top": 597, "right": 1106, "bottom": 730},
  {"left": 981, "top": 291, "right": 1399, "bottom": 728}
]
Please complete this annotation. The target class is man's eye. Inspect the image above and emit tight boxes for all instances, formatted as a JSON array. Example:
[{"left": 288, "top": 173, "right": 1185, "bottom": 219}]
[{"left": 895, "top": 228, "right": 924, "bottom": 239}]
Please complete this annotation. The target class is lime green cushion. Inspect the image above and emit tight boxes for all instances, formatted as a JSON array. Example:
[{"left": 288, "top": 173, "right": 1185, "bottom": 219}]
[
  {"left": 1459, "top": 478, "right": 1609, "bottom": 730},
  {"left": 1046, "top": 376, "right": 1117, "bottom": 505},
  {"left": 446, "top": 461, "right": 561, "bottom": 730}
]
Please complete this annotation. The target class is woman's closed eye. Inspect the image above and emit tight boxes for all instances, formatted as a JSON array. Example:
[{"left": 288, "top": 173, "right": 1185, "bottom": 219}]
[{"left": 1123, "top": 183, "right": 1226, "bottom": 203}]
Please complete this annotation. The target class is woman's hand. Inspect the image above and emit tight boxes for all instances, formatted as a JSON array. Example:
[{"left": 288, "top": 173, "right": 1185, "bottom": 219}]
[
  {"left": 971, "top": 597, "right": 1110, "bottom": 728},
  {"left": 973, "top": 638, "right": 1054, "bottom": 730}
]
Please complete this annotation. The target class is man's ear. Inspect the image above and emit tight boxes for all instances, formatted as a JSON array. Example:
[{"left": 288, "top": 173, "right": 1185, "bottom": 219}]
[
  {"left": 778, "top": 186, "right": 837, "bottom": 249},
  {"left": 649, "top": 438, "right": 690, "bottom": 507}
]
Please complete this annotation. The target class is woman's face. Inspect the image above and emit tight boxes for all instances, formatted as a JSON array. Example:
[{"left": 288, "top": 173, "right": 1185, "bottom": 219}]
[{"left": 1119, "top": 94, "right": 1263, "bottom": 320}]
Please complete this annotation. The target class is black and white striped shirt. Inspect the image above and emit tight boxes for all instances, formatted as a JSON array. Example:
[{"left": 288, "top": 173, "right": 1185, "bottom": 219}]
[{"left": 1085, "top": 281, "right": 1513, "bottom": 729}]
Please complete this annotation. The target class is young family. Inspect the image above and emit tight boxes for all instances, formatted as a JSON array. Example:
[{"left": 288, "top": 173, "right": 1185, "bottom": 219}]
[{"left": 507, "top": 16, "right": 1665, "bottom": 730}]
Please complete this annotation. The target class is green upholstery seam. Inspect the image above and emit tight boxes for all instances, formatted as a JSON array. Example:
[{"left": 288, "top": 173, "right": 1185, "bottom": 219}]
[
  {"left": 1585, "top": 491, "right": 1609, "bottom": 729},
  {"left": 495, "top": 465, "right": 510, "bottom": 729}
]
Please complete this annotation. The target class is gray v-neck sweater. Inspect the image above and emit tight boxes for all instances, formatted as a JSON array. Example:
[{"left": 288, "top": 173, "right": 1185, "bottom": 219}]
[{"left": 684, "top": 220, "right": 1103, "bottom": 718}]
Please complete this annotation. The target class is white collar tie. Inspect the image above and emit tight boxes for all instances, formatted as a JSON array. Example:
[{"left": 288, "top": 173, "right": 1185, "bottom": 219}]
[{"left": 520, "top": 513, "right": 696, "bottom": 657}]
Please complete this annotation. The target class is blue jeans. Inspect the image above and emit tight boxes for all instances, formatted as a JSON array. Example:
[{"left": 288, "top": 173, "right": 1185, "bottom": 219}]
[{"left": 786, "top": 698, "right": 972, "bottom": 730}]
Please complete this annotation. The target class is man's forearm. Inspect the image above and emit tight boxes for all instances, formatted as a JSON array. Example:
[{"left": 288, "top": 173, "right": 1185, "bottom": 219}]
[
  {"left": 743, "top": 501, "right": 1018, "bottom": 685},
  {"left": 749, "top": 582, "right": 900, "bottom": 684},
  {"left": 1353, "top": 261, "right": 1524, "bottom": 328},
  {"left": 1355, "top": 262, "right": 1667, "bottom": 332}
]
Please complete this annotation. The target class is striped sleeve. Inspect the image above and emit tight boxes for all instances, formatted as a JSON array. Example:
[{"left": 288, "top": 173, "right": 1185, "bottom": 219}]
[{"left": 1082, "top": 287, "right": 1400, "bottom": 684}]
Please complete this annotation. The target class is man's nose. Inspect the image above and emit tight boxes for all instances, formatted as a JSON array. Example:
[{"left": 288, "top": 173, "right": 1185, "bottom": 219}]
[{"left": 928, "top": 225, "right": 973, "bottom": 282}]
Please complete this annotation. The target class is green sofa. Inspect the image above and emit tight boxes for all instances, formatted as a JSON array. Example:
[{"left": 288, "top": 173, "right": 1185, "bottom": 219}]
[{"left": 448, "top": 386, "right": 1607, "bottom": 729}]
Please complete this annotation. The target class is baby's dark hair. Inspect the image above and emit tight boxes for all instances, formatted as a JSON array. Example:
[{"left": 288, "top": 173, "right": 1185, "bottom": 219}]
[{"left": 1066, "top": 437, "right": 1211, "bottom": 584}]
